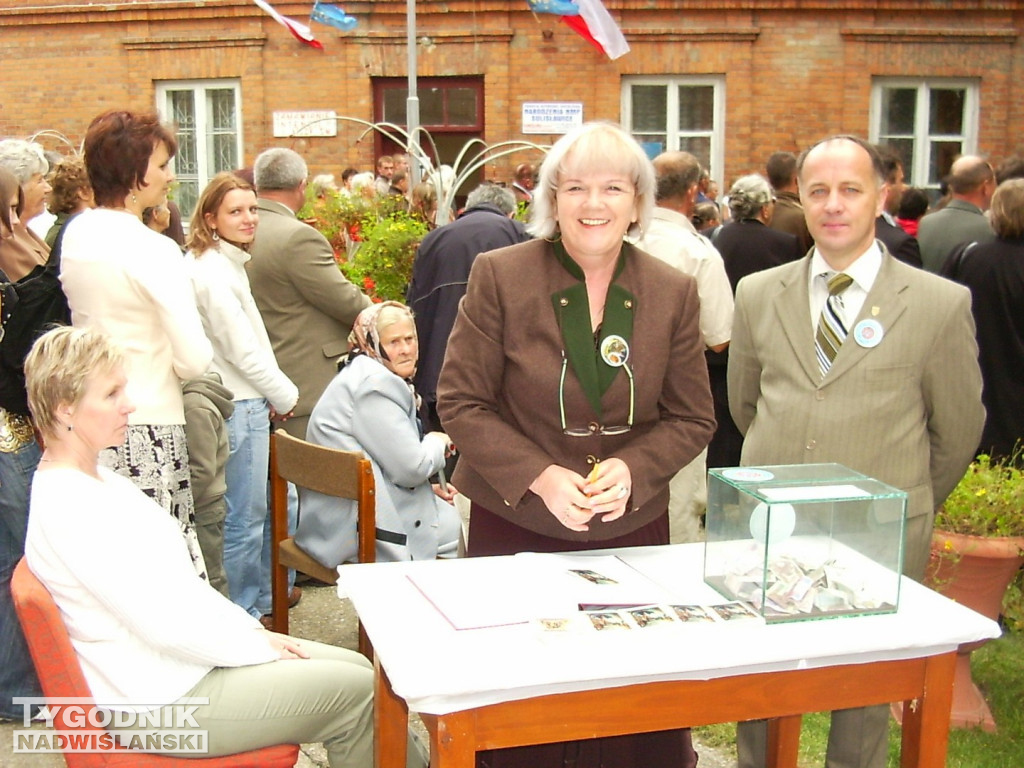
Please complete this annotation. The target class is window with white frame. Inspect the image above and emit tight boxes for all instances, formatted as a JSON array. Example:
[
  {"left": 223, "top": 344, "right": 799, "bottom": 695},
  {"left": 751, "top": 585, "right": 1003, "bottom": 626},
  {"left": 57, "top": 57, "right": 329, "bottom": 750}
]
[
  {"left": 156, "top": 80, "right": 243, "bottom": 221},
  {"left": 871, "top": 78, "right": 979, "bottom": 193},
  {"left": 621, "top": 76, "right": 725, "bottom": 185}
]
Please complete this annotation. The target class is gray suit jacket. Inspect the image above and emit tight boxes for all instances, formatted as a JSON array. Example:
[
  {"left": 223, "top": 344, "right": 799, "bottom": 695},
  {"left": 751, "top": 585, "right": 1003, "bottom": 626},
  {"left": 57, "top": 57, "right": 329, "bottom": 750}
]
[
  {"left": 728, "top": 247, "right": 984, "bottom": 579},
  {"left": 917, "top": 199, "right": 995, "bottom": 272},
  {"left": 248, "top": 199, "right": 371, "bottom": 437}
]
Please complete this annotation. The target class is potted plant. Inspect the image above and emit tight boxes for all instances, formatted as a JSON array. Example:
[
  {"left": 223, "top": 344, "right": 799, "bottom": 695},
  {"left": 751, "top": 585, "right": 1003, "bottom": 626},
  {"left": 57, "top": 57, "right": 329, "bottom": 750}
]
[{"left": 927, "top": 453, "right": 1024, "bottom": 731}]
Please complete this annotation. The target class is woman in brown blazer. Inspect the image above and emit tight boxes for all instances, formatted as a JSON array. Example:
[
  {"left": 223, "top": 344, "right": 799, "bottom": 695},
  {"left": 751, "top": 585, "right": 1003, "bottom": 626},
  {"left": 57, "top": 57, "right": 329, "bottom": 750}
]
[{"left": 437, "top": 122, "right": 715, "bottom": 768}]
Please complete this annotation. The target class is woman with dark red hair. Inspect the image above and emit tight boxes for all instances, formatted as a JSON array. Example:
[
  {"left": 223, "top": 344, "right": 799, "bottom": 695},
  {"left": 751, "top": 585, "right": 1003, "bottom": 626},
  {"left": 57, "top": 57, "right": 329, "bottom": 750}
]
[{"left": 59, "top": 110, "right": 214, "bottom": 578}]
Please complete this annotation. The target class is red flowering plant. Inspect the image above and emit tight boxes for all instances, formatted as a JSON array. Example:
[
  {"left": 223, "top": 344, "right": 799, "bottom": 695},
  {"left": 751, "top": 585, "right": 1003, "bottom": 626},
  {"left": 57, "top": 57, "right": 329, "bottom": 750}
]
[{"left": 299, "top": 186, "right": 428, "bottom": 302}]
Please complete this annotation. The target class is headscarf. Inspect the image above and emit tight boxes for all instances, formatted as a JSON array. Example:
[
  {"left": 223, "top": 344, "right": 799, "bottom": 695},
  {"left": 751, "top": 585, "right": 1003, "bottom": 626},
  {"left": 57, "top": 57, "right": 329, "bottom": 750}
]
[
  {"left": 345, "top": 300, "right": 420, "bottom": 408},
  {"left": 347, "top": 300, "right": 413, "bottom": 362}
]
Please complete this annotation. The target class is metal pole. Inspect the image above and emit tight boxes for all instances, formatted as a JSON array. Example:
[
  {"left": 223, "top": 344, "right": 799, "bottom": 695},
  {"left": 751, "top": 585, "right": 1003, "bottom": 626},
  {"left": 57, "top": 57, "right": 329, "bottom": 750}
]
[{"left": 406, "top": 0, "right": 421, "bottom": 187}]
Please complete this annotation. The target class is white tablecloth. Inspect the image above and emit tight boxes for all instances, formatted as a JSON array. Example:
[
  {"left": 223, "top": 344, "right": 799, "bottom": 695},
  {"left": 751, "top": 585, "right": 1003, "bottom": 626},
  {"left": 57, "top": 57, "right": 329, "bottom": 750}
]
[{"left": 338, "top": 543, "right": 1000, "bottom": 715}]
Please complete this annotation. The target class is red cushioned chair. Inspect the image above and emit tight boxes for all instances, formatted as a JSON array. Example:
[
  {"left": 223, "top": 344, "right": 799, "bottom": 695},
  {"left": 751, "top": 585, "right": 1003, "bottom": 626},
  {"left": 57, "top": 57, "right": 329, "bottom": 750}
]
[{"left": 10, "top": 558, "right": 300, "bottom": 767}]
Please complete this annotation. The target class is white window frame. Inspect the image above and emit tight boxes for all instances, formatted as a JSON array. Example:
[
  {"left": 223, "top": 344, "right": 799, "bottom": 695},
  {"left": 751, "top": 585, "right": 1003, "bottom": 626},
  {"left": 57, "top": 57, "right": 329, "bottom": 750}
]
[
  {"left": 869, "top": 77, "right": 979, "bottom": 190},
  {"left": 621, "top": 75, "right": 725, "bottom": 187},
  {"left": 155, "top": 79, "right": 244, "bottom": 223}
]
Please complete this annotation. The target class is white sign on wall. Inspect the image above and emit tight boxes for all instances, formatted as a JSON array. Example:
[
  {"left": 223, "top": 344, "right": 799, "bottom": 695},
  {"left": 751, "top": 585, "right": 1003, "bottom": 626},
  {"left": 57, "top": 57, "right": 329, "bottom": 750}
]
[
  {"left": 272, "top": 110, "right": 338, "bottom": 137},
  {"left": 521, "top": 102, "right": 583, "bottom": 135}
]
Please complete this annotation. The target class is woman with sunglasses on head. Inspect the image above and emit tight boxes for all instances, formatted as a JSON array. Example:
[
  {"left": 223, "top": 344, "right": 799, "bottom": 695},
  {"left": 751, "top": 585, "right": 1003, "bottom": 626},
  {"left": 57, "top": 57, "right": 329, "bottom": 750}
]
[{"left": 436, "top": 122, "right": 714, "bottom": 768}]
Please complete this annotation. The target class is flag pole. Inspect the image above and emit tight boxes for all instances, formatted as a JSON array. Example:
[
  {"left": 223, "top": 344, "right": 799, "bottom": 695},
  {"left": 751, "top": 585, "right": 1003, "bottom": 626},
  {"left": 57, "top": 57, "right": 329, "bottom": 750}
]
[{"left": 406, "top": 0, "right": 421, "bottom": 187}]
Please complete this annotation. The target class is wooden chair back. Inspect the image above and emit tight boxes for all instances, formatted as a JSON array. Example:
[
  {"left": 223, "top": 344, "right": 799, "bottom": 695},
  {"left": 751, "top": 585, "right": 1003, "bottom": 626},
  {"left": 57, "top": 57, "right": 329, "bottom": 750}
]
[{"left": 269, "top": 428, "right": 375, "bottom": 653}]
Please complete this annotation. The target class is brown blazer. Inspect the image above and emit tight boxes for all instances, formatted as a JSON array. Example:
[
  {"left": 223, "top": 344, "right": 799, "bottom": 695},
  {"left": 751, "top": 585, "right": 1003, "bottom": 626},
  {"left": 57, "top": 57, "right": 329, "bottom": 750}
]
[
  {"left": 728, "top": 247, "right": 984, "bottom": 579},
  {"left": 437, "top": 239, "right": 716, "bottom": 542},
  {"left": 248, "top": 199, "right": 371, "bottom": 437}
]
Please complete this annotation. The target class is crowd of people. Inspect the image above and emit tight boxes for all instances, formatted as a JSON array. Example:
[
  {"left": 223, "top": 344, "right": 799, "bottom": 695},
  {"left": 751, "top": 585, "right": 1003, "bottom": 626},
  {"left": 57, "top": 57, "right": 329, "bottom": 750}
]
[{"left": 1, "top": 109, "right": 1022, "bottom": 768}]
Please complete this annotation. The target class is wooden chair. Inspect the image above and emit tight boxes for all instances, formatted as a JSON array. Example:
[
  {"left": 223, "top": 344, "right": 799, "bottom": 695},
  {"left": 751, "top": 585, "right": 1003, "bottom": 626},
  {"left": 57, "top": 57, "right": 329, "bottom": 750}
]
[
  {"left": 10, "top": 559, "right": 299, "bottom": 768},
  {"left": 269, "top": 428, "right": 375, "bottom": 655}
]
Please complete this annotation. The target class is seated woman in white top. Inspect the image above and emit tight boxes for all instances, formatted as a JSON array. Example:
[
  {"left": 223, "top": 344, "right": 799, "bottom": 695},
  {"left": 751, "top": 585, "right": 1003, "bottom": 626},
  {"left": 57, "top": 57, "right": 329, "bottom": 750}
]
[
  {"left": 23, "top": 326, "right": 426, "bottom": 767},
  {"left": 295, "top": 302, "right": 462, "bottom": 566}
]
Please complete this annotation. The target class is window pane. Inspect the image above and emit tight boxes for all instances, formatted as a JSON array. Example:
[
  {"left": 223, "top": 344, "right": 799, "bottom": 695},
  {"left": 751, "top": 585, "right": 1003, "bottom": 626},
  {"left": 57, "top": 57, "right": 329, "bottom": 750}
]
[
  {"left": 929, "top": 89, "right": 965, "bottom": 135},
  {"left": 631, "top": 86, "right": 667, "bottom": 132},
  {"left": 885, "top": 138, "right": 915, "bottom": 183},
  {"left": 678, "top": 86, "right": 713, "bottom": 132},
  {"left": 211, "top": 135, "right": 236, "bottom": 173},
  {"left": 169, "top": 91, "right": 198, "bottom": 176},
  {"left": 420, "top": 87, "right": 444, "bottom": 126},
  {"left": 447, "top": 87, "right": 478, "bottom": 126},
  {"left": 929, "top": 141, "right": 962, "bottom": 185},
  {"left": 207, "top": 89, "right": 238, "bottom": 172},
  {"left": 679, "top": 136, "right": 711, "bottom": 170},
  {"left": 880, "top": 88, "right": 916, "bottom": 136},
  {"left": 633, "top": 135, "right": 666, "bottom": 160},
  {"left": 175, "top": 181, "right": 199, "bottom": 223},
  {"left": 209, "top": 89, "right": 236, "bottom": 131},
  {"left": 382, "top": 89, "right": 407, "bottom": 124}
]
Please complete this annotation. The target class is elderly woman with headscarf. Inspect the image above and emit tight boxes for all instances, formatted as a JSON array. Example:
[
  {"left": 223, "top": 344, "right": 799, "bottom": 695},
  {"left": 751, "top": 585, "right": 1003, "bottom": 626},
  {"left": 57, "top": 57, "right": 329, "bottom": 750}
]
[
  {"left": 437, "top": 121, "right": 714, "bottom": 768},
  {"left": 294, "top": 301, "right": 462, "bottom": 566}
]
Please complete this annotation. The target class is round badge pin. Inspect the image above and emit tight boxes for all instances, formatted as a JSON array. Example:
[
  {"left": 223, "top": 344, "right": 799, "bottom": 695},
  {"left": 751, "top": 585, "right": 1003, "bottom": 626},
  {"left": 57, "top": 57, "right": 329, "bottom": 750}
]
[
  {"left": 853, "top": 319, "right": 883, "bottom": 348},
  {"left": 600, "top": 335, "right": 629, "bottom": 367}
]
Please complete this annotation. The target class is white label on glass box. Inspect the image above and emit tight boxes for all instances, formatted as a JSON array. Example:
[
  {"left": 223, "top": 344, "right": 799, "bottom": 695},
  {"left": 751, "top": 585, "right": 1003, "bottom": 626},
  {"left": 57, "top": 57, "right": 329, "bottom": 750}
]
[{"left": 759, "top": 484, "right": 873, "bottom": 502}]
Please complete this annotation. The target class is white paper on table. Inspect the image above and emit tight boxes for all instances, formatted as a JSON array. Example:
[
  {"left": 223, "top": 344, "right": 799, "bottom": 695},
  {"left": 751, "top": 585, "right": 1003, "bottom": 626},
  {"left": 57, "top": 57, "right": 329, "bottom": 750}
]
[
  {"left": 759, "top": 484, "right": 873, "bottom": 502},
  {"left": 406, "top": 552, "right": 680, "bottom": 630}
]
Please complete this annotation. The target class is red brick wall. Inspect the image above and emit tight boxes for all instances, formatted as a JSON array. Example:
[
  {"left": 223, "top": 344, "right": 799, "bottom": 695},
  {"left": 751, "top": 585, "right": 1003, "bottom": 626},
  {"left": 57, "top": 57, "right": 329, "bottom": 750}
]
[{"left": 1, "top": 0, "right": 1021, "bottom": 185}]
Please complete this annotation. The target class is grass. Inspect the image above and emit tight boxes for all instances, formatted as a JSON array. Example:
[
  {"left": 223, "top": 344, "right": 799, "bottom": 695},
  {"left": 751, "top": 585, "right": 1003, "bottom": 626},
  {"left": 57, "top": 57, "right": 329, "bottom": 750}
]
[{"left": 693, "top": 631, "right": 1024, "bottom": 767}]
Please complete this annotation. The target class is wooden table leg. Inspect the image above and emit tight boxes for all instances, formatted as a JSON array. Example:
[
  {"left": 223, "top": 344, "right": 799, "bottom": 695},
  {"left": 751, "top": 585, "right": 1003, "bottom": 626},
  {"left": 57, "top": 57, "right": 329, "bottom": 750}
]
[
  {"left": 431, "top": 711, "right": 477, "bottom": 768},
  {"left": 376, "top": 660, "right": 409, "bottom": 768},
  {"left": 766, "top": 714, "right": 802, "bottom": 768},
  {"left": 900, "top": 651, "right": 956, "bottom": 768}
]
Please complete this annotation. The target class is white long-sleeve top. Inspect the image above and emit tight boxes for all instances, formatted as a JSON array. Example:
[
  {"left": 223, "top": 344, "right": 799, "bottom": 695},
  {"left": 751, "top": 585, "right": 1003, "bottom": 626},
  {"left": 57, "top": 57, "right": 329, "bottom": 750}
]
[
  {"left": 186, "top": 242, "right": 298, "bottom": 413},
  {"left": 60, "top": 208, "right": 213, "bottom": 425},
  {"left": 25, "top": 466, "right": 278, "bottom": 710}
]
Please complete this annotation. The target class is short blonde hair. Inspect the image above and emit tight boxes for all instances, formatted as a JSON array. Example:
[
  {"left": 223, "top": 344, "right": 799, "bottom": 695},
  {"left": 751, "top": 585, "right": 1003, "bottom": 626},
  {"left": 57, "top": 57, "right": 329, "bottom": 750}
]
[
  {"left": 990, "top": 179, "right": 1024, "bottom": 240},
  {"left": 25, "top": 326, "right": 124, "bottom": 439},
  {"left": 527, "top": 121, "right": 655, "bottom": 241}
]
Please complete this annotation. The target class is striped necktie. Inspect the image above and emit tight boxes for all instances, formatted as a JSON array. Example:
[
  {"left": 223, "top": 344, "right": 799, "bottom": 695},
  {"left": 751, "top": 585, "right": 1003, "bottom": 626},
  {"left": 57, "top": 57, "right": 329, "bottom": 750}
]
[{"left": 815, "top": 272, "right": 854, "bottom": 377}]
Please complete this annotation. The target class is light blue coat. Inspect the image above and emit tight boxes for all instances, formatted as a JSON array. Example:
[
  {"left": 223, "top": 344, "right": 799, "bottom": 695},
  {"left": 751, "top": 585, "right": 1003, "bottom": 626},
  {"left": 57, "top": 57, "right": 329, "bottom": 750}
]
[{"left": 294, "top": 354, "right": 459, "bottom": 565}]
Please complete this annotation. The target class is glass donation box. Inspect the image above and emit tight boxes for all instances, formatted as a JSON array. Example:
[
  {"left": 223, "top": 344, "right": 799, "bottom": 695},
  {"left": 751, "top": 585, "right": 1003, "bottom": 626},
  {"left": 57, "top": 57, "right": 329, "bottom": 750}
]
[{"left": 704, "top": 464, "right": 907, "bottom": 623}]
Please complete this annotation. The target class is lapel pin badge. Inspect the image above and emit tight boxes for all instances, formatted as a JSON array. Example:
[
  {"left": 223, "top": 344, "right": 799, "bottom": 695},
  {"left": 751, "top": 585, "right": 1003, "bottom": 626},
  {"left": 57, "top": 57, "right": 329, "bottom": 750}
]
[
  {"left": 600, "top": 335, "right": 629, "bottom": 367},
  {"left": 853, "top": 319, "right": 883, "bottom": 348}
]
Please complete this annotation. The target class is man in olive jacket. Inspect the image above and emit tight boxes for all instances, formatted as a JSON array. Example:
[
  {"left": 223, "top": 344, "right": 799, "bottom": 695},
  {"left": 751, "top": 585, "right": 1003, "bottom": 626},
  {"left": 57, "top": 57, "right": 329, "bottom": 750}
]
[{"left": 248, "top": 148, "right": 371, "bottom": 438}]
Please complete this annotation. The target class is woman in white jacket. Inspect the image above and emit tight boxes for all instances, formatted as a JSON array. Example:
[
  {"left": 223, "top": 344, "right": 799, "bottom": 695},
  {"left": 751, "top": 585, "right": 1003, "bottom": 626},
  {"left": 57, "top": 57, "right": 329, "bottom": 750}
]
[
  {"left": 186, "top": 172, "right": 299, "bottom": 619},
  {"left": 60, "top": 110, "right": 213, "bottom": 579}
]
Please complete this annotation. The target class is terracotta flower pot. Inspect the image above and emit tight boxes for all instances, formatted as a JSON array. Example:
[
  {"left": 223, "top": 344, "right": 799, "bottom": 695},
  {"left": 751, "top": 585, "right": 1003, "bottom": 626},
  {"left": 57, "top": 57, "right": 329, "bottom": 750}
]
[{"left": 924, "top": 530, "right": 1024, "bottom": 731}]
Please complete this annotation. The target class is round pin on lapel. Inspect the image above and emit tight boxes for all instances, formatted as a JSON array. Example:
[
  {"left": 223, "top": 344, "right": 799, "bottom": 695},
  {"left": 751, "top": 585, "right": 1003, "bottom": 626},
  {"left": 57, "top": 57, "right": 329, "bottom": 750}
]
[
  {"left": 600, "top": 335, "right": 629, "bottom": 366},
  {"left": 853, "top": 319, "right": 883, "bottom": 348}
]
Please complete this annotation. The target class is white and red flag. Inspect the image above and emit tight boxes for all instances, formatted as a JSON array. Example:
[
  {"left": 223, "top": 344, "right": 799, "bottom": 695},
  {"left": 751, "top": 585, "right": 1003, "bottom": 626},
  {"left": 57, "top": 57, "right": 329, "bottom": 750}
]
[
  {"left": 562, "top": 0, "right": 629, "bottom": 60},
  {"left": 252, "top": 0, "right": 323, "bottom": 49}
]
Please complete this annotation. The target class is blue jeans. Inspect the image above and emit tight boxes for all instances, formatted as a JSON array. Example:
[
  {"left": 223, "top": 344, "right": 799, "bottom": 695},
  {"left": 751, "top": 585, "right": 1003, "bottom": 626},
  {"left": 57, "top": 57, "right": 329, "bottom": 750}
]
[
  {"left": 223, "top": 399, "right": 273, "bottom": 618},
  {"left": 0, "top": 439, "right": 42, "bottom": 719}
]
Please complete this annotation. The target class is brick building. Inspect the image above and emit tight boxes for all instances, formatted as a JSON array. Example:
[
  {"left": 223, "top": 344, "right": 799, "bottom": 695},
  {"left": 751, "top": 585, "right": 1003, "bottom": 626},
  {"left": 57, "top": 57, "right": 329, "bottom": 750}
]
[{"left": 2, "top": 0, "right": 1021, "bottom": 217}]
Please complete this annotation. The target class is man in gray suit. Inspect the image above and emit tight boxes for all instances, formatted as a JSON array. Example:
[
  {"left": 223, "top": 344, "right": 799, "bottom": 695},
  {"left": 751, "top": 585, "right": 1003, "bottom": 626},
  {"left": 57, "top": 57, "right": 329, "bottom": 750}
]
[
  {"left": 248, "top": 148, "right": 371, "bottom": 438},
  {"left": 729, "top": 135, "right": 984, "bottom": 768},
  {"left": 918, "top": 155, "right": 996, "bottom": 272}
]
